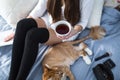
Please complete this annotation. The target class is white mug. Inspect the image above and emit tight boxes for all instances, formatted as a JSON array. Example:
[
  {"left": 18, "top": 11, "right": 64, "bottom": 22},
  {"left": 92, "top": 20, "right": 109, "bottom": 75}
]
[{"left": 51, "top": 20, "right": 72, "bottom": 37}]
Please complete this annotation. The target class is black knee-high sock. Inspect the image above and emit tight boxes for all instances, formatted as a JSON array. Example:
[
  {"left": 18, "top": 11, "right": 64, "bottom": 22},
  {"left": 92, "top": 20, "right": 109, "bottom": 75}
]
[
  {"left": 9, "top": 18, "right": 37, "bottom": 80},
  {"left": 16, "top": 28, "right": 49, "bottom": 80}
]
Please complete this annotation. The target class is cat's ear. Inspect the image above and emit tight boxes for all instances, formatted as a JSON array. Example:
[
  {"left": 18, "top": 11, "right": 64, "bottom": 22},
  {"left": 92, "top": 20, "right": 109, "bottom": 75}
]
[
  {"left": 45, "top": 64, "right": 59, "bottom": 70},
  {"left": 51, "top": 66, "right": 58, "bottom": 70},
  {"left": 45, "top": 64, "right": 51, "bottom": 69}
]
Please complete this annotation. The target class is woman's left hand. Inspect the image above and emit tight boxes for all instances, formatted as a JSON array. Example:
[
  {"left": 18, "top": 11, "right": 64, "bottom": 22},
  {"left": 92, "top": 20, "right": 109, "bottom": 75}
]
[{"left": 57, "top": 28, "right": 78, "bottom": 40}]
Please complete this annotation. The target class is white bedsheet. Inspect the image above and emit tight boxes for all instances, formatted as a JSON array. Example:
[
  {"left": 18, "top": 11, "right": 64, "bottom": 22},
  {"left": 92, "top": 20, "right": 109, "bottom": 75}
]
[
  {"left": 0, "top": 30, "right": 13, "bottom": 47},
  {"left": 0, "top": 15, "right": 14, "bottom": 47}
]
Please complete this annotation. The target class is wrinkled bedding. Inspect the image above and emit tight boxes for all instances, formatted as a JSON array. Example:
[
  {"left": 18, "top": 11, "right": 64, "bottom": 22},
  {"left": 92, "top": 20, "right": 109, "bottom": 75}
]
[{"left": 0, "top": 7, "right": 120, "bottom": 80}]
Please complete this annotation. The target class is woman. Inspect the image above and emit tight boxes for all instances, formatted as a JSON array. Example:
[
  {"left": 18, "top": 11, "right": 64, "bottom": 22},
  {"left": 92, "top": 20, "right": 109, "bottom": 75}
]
[{"left": 8, "top": 0, "right": 94, "bottom": 80}]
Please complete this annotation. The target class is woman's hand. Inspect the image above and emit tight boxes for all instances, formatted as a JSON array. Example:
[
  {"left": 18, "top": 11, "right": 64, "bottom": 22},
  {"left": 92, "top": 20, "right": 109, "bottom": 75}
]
[
  {"left": 4, "top": 32, "right": 15, "bottom": 42},
  {"left": 57, "top": 25, "right": 82, "bottom": 40},
  {"left": 57, "top": 28, "right": 78, "bottom": 40}
]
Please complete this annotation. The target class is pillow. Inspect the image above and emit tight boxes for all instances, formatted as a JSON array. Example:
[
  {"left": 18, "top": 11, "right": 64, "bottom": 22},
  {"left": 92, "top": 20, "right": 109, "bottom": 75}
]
[
  {"left": 0, "top": 0, "right": 39, "bottom": 27},
  {"left": 87, "top": 0, "right": 104, "bottom": 28}
]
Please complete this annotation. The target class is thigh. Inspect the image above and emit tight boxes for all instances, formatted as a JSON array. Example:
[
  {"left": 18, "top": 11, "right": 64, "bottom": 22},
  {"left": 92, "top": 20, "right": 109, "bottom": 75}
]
[
  {"left": 34, "top": 18, "right": 47, "bottom": 28},
  {"left": 34, "top": 13, "right": 51, "bottom": 28},
  {"left": 45, "top": 28, "right": 62, "bottom": 45},
  {"left": 34, "top": 18, "right": 62, "bottom": 45}
]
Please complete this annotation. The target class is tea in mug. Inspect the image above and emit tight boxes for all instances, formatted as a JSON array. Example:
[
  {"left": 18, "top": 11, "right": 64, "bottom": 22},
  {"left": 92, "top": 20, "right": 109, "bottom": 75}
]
[{"left": 55, "top": 24, "right": 69, "bottom": 35}]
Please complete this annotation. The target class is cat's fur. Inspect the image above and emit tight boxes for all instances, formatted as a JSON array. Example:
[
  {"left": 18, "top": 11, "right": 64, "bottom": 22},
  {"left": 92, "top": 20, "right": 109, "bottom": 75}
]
[{"left": 42, "top": 26, "right": 106, "bottom": 80}]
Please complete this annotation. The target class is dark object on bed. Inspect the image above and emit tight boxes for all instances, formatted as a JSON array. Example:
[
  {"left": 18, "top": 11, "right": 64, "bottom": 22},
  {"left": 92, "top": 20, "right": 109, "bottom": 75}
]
[
  {"left": 95, "top": 52, "right": 111, "bottom": 61},
  {"left": 93, "top": 59, "right": 115, "bottom": 80},
  {"left": 115, "top": 5, "right": 120, "bottom": 11}
]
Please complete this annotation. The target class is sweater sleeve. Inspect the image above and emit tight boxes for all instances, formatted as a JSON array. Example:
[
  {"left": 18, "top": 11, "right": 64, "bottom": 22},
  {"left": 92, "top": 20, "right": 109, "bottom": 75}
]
[
  {"left": 29, "top": 0, "right": 48, "bottom": 18},
  {"left": 76, "top": 0, "right": 94, "bottom": 30}
]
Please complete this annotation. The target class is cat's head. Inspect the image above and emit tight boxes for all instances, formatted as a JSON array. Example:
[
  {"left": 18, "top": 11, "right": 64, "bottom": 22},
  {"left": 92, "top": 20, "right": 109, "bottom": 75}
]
[{"left": 42, "top": 64, "right": 65, "bottom": 80}]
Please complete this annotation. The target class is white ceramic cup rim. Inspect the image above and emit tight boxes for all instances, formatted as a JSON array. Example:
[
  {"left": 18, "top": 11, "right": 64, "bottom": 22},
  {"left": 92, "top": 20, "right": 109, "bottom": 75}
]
[{"left": 51, "top": 20, "right": 72, "bottom": 36}]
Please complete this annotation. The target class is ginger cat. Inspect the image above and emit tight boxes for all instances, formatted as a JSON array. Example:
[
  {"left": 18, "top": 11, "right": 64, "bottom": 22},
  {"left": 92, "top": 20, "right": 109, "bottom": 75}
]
[{"left": 42, "top": 26, "right": 106, "bottom": 80}]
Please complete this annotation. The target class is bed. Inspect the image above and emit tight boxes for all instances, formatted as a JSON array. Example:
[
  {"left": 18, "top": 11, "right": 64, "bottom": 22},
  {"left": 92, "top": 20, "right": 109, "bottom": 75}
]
[
  {"left": 1, "top": 0, "right": 120, "bottom": 79},
  {"left": 0, "top": 6, "right": 120, "bottom": 80}
]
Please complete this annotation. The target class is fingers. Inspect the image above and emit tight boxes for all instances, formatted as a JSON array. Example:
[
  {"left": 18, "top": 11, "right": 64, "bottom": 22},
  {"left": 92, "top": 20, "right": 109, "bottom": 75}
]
[
  {"left": 56, "top": 28, "right": 77, "bottom": 40},
  {"left": 57, "top": 33, "right": 71, "bottom": 40},
  {"left": 4, "top": 33, "right": 14, "bottom": 42}
]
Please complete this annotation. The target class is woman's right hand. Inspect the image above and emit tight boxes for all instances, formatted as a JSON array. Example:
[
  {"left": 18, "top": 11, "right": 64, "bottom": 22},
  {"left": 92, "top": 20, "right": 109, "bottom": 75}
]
[
  {"left": 57, "top": 28, "right": 78, "bottom": 40},
  {"left": 4, "top": 32, "right": 15, "bottom": 42}
]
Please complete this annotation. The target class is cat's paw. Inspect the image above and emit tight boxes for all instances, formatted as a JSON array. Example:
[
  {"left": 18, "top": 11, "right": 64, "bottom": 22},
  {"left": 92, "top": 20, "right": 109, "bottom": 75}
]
[
  {"left": 78, "top": 42, "right": 93, "bottom": 55},
  {"left": 83, "top": 55, "right": 91, "bottom": 65},
  {"left": 84, "top": 47, "right": 93, "bottom": 55}
]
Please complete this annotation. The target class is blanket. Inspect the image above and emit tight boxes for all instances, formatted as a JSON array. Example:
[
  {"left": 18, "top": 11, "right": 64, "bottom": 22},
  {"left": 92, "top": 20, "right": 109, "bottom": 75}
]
[
  {"left": 27, "top": 7, "right": 120, "bottom": 80},
  {"left": 0, "top": 7, "right": 120, "bottom": 80}
]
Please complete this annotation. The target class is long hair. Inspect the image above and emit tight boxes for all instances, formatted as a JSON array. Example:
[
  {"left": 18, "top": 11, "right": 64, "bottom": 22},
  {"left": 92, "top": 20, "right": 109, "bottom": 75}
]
[{"left": 47, "top": 0, "right": 81, "bottom": 26}]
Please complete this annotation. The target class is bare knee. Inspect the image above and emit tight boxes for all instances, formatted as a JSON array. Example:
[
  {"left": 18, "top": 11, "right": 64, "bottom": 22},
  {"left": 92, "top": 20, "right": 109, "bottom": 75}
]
[
  {"left": 34, "top": 18, "right": 47, "bottom": 28},
  {"left": 45, "top": 28, "right": 62, "bottom": 45}
]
